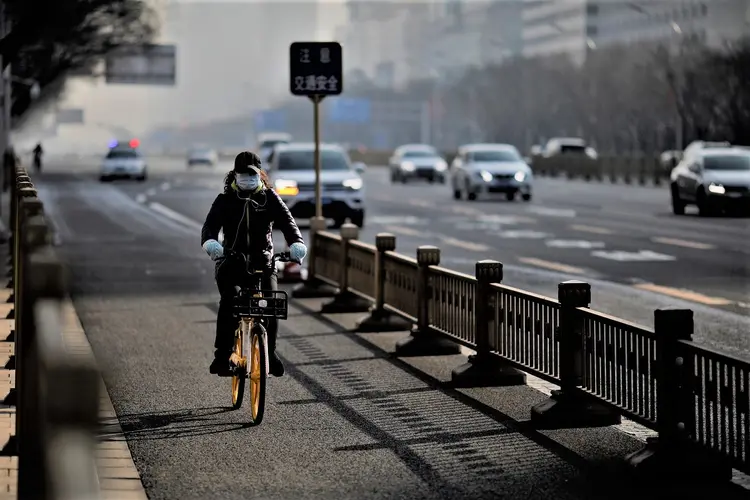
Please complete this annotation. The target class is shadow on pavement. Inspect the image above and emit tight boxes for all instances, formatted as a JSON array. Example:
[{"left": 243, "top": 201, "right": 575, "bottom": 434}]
[{"left": 102, "top": 406, "right": 252, "bottom": 441}]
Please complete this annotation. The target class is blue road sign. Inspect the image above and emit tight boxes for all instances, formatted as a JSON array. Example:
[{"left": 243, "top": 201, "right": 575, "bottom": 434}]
[
  {"left": 327, "top": 97, "right": 371, "bottom": 124},
  {"left": 254, "top": 110, "right": 286, "bottom": 132}
]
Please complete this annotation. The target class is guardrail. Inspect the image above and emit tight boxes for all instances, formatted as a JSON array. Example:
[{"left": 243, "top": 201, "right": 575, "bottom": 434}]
[
  {"left": 298, "top": 223, "right": 748, "bottom": 482},
  {"left": 7, "top": 164, "right": 101, "bottom": 499},
  {"left": 348, "top": 150, "right": 670, "bottom": 186}
]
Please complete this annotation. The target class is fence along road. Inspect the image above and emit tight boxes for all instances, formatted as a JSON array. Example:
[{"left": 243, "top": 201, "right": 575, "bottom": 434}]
[
  {"left": 4, "top": 163, "right": 148, "bottom": 499},
  {"left": 303, "top": 222, "right": 750, "bottom": 482}
]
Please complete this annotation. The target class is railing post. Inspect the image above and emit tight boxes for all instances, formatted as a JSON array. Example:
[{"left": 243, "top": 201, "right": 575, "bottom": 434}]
[
  {"left": 451, "top": 260, "right": 526, "bottom": 387},
  {"left": 531, "top": 280, "right": 621, "bottom": 428},
  {"left": 356, "top": 233, "right": 412, "bottom": 332},
  {"left": 291, "top": 217, "right": 337, "bottom": 298},
  {"left": 626, "top": 308, "right": 732, "bottom": 481},
  {"left": 17, "top": 216, "right": 50, "bottom": 499},
  {"left": 394, "top": 246, "right": 460, "bottom": 357},
  {"left": 8, "top": 185, "right": 35, "bottom": 287},
  {"left": 321, "top": 221, "right": 371, "bottom": 313}
]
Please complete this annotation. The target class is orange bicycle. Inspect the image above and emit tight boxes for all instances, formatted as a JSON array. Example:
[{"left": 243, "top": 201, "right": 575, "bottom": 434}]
[{"left": 224, "top": 249, "right": 296, "bottom": 424}]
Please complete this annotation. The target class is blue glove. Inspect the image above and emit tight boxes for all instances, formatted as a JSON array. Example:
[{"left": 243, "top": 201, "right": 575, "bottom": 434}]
[
  {"left": 202, "top": 239, "right": 224, "bottom": 261},
  {"left": 289, "top": 242, "right": 307, "bottom": 263}
]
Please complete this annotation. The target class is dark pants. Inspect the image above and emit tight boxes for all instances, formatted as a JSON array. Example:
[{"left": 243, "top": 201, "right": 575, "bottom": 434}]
[{"left": 214, "top": 258, "right": 278, "bottom": 358}]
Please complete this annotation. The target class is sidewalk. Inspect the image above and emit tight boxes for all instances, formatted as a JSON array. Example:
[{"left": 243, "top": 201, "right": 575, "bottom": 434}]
[
  {"left": 284, "top": 292, "right": 750, "bottom": 499},
  {"left": 0, "top": 237, "right": 148, "bottom": 499}
]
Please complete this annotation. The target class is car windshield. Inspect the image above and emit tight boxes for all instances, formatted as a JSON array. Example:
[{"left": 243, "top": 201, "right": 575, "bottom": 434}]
[
  {"left": 560, "top": 144, "right": 587, "bottom": 154},
  {"left": 277, "top": 150, "right": 350, "bottom": 171},
  {"left": 469, "top": 150, "right": 520, "bottom": 162},
  {"left": 260, "top": 140, "right": 289, "bottom": 149},
  {"left": 402, "top": 150, "right": 437, "bottom": 158},
  {"left": 704, "top": 155, "right": 750, "bottom": 171},
  {"left": 106, "top": 149, "right": 139, "bottom": 159}
]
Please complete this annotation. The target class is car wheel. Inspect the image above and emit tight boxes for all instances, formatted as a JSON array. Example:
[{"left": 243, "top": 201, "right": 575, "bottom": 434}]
[
  {"left": 137, "top": 170, "right": 147, "bottom": 182},
  {"left": 522, "top": 193, "right": 532, "bottom": 202},
  {"left": 390, "top": 170, "right": 398, "bottom": 183},
  {"left": 99, "top": 175, "right": 111, "bottom": 182},
  {"left": 696, "top": 188, "right": 714, "bottom": 217},
  {"left": 670, "top": 184, "right": 685, "bottom": 215},
  {"left": 428, "top": 177, "right": 435, "bottom": 184},
  {"left": 453, "top": 188, "right": 461, "bottom": 200},
  {"left": 506, "top": 192, "right": 515, "bottom": 201},
  {"left": 350, "top": 210, "right": 365, "bottom": 228},
  {"left": 438, "top": 176, "right": 446, "bottom": 184},
  {"left": 466, "top": 182, "right": 477, "bottom": 201},
  {"left": 401, "top": 175, "right": 408, "bottom": 184}
]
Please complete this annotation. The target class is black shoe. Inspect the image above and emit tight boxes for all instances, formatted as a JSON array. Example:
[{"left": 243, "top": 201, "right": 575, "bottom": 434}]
[
  {"left": 269, "top": 352, "right": 285, "bottom": 377},
  {"left": 209, "top": 356, "right": 233, "bottom": 377}
]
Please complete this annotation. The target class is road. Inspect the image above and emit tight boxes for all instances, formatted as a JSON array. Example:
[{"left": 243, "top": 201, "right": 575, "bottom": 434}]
[{"left": 28, "top": 157, "right": 750, "bottom": 498}]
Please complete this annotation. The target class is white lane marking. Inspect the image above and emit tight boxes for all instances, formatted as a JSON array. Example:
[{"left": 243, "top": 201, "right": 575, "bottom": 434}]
[
  {"left": 570, "top": 224, "right": 614, "bottom": 235},
  {"left": 439, "top": 236, "right": 491, "bottom": 252},
  {"left": 498, "top": 230, "right": 550, "bottom": 239},
  {"left": 546, "top": 240, "right": 606, "bottom": 249},
  {"left": 135, "top": 193, "right": 147, "bottom": 204},
  {"left": 160, "top": 182, "right": 171, "bottom": 191},
  {"left": 382, "top": 225, "right": 432, "bottom": 238},
  {"left": 450, "top": 206, "right": 483, "bottom": 216},
  {"left": 369, "top": 215, "right": 426, "bottom": 226},
  {"left": 517, "top": 257, "right": 587, "bottom": 275},
  {"left": 148, "top": 202, "right": 204, "bottom": 232},
  {"left": 407, "top": 199, "right": 434, "bottom": 208},
  {"left": 650, "top": 237, "right": 716, "bottom": 250},
  {"left": 591, "top": 250, "right": 677, "bottom": 262},
  {"left": 146, "top": 188, "right": 157, "bottom": 196},
  {"left": 527, "top": 206, "right": 576, "bottom": 218}
]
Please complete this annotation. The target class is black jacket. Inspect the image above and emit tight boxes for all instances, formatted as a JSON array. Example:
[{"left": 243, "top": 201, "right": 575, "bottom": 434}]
[{"left": 201, "top": 186, "right": 303, "bottom": 268}]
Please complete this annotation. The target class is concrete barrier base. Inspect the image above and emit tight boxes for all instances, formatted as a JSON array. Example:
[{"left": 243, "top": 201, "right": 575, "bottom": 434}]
[
  {"left": 625, "top": 437, "right": 733, "bottom": 483},
  {"left": 320, "top": 291, "right": 371, "bottom": 314},
  {"left": 355, "top": 309, "right": 412, "bottom": 333},
  {"left": 451, "top": 355, "right": 527, "bottom": 387},
  {"left": 394, "top": 329, "right": 461, "bottom": 357},
  {"left": 530, "top": 389, "right": 622, "bottom": 429}
]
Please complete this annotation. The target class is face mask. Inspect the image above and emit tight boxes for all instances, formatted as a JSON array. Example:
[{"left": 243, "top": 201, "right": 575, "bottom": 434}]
[{"left": 235, "top": 173, "right": 260, "bottom": 191}]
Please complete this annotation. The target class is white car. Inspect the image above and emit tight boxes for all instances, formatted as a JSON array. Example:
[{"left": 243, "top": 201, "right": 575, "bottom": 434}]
[
  {"left": 450, "top": 143, "right": 533, "bottom": 201},
  {"left": 187, "top": 147, "right": 218, "bottom": 167},
  {"left": 265, "top": 143, "right": 366, "bottom": 227},
  {"left": 100, "top": 145, "right": 147, "bottom": 182},
  {"left": 388, "top": 144, "right": 448, "bottom": 184},
  {"left": 257, "top": 132, "right": 292, "bottom": 163},
  {"left": 670, "top": 147, "right": 750, "bottom": 216}
]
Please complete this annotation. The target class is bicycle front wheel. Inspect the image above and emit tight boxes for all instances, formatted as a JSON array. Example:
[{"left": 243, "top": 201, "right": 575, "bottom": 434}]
[
  {"left": 249, "top": 329, "right": 267, "bottom": 424},
  {"left": 231, "top": 325, "right": 246, "bottom": 410}
]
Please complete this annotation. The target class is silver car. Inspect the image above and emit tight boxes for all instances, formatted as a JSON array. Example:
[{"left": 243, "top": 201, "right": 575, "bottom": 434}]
[
  {"left": 265, "top": 143, "right": 367, "bottom": 227},
  {"left": 388, "top": 144, "right": 448, "bottom": 184},
  {"left": 670, "top": 147, "right": 750, "bottom": 216},
  {"left": 450, "top": 143, "right": 533, "bottom": 201}
]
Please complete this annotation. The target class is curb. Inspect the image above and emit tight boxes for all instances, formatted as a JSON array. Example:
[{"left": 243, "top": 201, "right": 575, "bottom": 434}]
[{"left": 61, "top": 301, "right": 148, "bottom": 500}]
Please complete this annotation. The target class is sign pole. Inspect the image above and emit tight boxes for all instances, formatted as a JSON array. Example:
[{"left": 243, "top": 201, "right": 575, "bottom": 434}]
[{"left": 313, "top": 94, "right": 322, "bottom": 220}]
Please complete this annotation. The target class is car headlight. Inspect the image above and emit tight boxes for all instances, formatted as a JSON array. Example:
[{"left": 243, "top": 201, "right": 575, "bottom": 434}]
[
  {"left": 435, "top": 160, "right": 447, "bottom": 171},
  {"left": 274, "top": 179, "right": 299, "bottom": 196},
  {"left": 514, "top": 171, "right": 526, "bottom": 182},
  {"left": 343, "top": 178, "right": 363, "bottom": 190},
  {"left": 707, "top": 183, "right": 725, "bottom": 195},
  {"left": 401, "top": 161, "right": 416, "bottom": 172},
  {"left": 480, "top": 170, "right": 493, "bottom": 182}
]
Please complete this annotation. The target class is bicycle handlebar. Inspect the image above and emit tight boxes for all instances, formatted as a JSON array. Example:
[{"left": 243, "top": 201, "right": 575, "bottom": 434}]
[{"left": 223, "top": 248, "right": 301, "bottom": 265}]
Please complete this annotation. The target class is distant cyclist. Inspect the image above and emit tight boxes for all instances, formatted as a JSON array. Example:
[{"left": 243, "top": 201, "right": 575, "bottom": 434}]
[
  {"left": 201, "top": 151, "right": 307, "bottom": 377},
  {"left": 32, "top": 142, "right": 43, "bottom": 172}
]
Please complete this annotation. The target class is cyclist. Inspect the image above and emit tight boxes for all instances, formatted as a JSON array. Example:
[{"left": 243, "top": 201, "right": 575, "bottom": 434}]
[
  {"left": 201, "top": 151, "right": 307, "bottom": 377},
  {"left": 32, "top": 142, "right": 43, "bottom": 172}
]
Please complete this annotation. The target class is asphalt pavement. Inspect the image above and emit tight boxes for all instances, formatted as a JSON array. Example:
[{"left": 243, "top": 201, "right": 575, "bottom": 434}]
[{"left": 27, "top": 156, "right": 750, "bottom": 498}]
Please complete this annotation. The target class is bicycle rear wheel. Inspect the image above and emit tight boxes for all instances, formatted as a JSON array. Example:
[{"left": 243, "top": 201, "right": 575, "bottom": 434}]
[
  {"left": 249, "top": 328, "right": 267, "bottom": 424},
  {"left": 231, "top": 322, "right": 248, "bottom": 409}
]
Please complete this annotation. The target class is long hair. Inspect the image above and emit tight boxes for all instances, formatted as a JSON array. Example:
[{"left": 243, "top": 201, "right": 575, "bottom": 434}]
[{"left": 223, "top": 169, "right": 272, "bottom": 193}]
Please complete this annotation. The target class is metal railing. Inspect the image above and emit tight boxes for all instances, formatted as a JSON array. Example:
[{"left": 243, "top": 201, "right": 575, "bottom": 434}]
[
  {"left": 305, "top": 222, "right": 748, "bottom": 480},
  {"left": 7, "top": 163, "right": 101, "bottom": 499}
]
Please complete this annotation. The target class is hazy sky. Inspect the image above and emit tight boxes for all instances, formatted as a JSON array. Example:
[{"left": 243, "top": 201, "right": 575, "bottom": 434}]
[{"left": 15, "top": 0, "right": 348, "bottom": 153}]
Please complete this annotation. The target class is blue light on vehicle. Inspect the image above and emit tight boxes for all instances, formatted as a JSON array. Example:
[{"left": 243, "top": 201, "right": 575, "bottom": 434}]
[{"left": 108, "top": 139, "right": 119, "bottom": 148}]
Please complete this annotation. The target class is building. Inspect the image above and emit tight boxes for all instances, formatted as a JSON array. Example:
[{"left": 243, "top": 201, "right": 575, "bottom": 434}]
[
  {"left": 337, "top": 0, "right": 523, "bottom": 88},
  {"left": 522, "top": 0, "right": 750, "bottom": 63}
]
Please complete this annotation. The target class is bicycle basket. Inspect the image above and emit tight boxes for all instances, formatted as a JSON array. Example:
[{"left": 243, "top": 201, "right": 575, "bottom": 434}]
[{"left": 234, "top": 289, "right": 289, "bottom": 320}]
